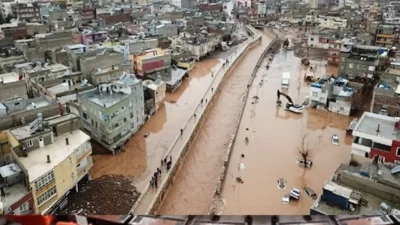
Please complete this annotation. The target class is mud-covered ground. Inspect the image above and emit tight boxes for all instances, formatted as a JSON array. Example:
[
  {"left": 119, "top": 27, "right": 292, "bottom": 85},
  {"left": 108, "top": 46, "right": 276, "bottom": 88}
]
[{"left": 59, "top": 175, "right": 140, "bottom": 215}]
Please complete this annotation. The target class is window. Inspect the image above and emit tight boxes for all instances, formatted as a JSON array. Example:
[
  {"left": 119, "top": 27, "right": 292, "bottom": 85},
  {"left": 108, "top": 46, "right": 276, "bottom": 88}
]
[
  {"left": 378, "top": 156, "right": 385, "bottom": 163},
  {"left": 310, "top": 38, "right": 314, "bottom": 41},
  {"left": 124, "top": 118, "right": 127, "bottom": 123},
  {"left": 19, "top": 202, "right": 28, "bottom": 214},
  {"left": 130, "top": 112, "right": 134, "bottom": 118},
  {"left": 397, "top": 147, "right": 400, "bottom": 157},
  {"left": 37, "top": 186, "right": 57, "bottom": 206},
  {"left": 312, "top": 92, "right": 318, "bottom": 97},
  {"left": 381, "top": 96, "right": 387, "bottom": 101},
  {"left": 26, "top": 140, "right": 33, "bottom": 147},
  {"left": 137, "top": 117, "right": 139, "bottom": 123},
  {"left": 34, "top": 171, "right": 55, "bottom": 191},
  {"left": 83, "top": 112, "right": 88, "bottom": 120}
]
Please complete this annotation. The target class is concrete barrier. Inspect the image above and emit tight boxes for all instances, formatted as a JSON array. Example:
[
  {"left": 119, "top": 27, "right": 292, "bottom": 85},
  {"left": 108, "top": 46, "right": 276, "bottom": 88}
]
[
  {"left": 208, "top": 29, "right": 279, "bottom": 215},
  {"left": 130, "top": 25, "right": 263, "bottom": 215}
]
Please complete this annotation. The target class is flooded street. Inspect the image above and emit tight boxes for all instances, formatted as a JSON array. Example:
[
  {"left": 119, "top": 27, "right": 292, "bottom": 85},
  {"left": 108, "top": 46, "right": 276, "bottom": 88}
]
[
  {"left": 220, "top": 48, "right": 354, "bottom": 214},
  {"left": 90, "top": 59, "right": 221, "bottom": 190},
  {"left": 157, "top": 31, "right": 276, "bottom": 214}
]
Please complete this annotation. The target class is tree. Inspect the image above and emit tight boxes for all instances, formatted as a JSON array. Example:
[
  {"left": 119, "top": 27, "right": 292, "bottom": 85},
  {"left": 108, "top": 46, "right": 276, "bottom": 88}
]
[
  {"left": 5, "top": 14, "right": 14, "bottom": 23},
  {"left": 297, "top": 134, "right": 313, "bottom": 168},
  {"left": 0, "top": 14, "right": 4, "bottom": 25}
]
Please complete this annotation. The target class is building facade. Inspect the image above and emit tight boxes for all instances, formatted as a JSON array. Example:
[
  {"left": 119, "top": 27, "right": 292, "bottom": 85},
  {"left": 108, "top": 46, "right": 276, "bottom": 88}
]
[
  {"left": 11, "top": 3, "right": 41, "bottom": 23},
  {"left": 352, "top": 112, "right": 400, "bottom": 164},
  {"left": 77, "top": 77, "right": 144, "bottom": 153},
  {"left": 373, "top": 62, "right": 400, "bottom": 116},
  {"left": 132, "top": 48, "right": 171, "bottom": 79},
  {"left": 5, "top": 113, "right": 92, "bottom": 214}
]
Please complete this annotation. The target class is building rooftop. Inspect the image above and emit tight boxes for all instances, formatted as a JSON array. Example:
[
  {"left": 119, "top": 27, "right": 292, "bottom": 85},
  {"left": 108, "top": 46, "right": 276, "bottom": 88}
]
[
  {"left": 1, "top": 182, "right": 29, "bottom": 213},
  {"left": 19, "top": 129, "right": 90, "bottom": 182},
  {"left": 354, "top": 112, "right": 400, "bottom": 141},
  {"left": 137, "top": 48, "right": 165, "bottom": 59},
  {"left": 88, "top": 91, "right": 129, "bottom": 108},
  {"left": 312, "top": 163, "right": 400, "bottom": 215},
  {"left": 47, "top": 82, "right": 92, "bottom": 95},
  {"left": 0, "top": 72, "right": 21, "bottom": 84}
]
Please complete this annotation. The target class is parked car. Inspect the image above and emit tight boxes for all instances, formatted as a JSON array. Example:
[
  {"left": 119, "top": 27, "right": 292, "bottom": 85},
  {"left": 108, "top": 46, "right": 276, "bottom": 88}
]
[
  {"left": 290, "top": 188, "right": 301, "bottom": 200},
  {"left": 304, "top": 187, "right": 318, "bottom": 199},
  {"left": 331, "top": 134, "right": 339, "bottom": 145},
  {"left": 296, "top": 160, "right": 313, "bottom": 168}
]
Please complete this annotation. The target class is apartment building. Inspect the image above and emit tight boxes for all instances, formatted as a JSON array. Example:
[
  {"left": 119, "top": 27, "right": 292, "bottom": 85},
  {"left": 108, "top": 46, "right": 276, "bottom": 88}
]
[
  {"left": 142, "top": 77, "right": 166, "bottom": 115},
  {"left": 2, "top": 113, "right": 92, "bottom": 214},
  {"left": 0, "top": 72, "right": 27, "bottom": 101},
  {"left": 373, "top": 62, "right": 400, "bottom": 116},
  {"left": 309, "top": 78, "right": 333, "bottom": 108},
  {"left": 370, "top": 22, "right": 399, "bottom": 48},
  {"left": 80, "top": 31, "right": 108, "bottom": 46},
  {"left": 77, "top": 75, "right": 144, "bottom": 153},
  {"left": 317, "top": 16, "right": 347, "bottom": 29},
  {"left": 327, "top": 40, "right": 342, "bottom": 65},
  {"left": 0, "top": 96, "right": 60, "bottom": 131},
  {"left": 11, "top": 3, "right": 41, "bottom": 23},
  {"left": 351, "top": 112, "right": 400, "bottom": 164},
  {"left": 338, "top": 44, "right": 381, "bottom": 79},
  {"left": 132, "top": 48, "right": 171, "bottom": 79}
]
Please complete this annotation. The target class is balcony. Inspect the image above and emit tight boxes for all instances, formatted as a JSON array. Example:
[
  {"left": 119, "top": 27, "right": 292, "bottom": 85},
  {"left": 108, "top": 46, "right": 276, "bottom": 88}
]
[
  {"left": 77, "top": 157, "right": 93, "bottom": 178},
  {"left": 377, "top": 34, "right": 395, "bottom": 39},
  {"left": 75, "top": 142, "right": 92, "bottom": 164}
]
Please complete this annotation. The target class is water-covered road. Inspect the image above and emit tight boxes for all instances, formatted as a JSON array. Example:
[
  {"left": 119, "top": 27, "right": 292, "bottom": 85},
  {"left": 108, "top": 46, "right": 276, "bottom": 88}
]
[{"left": 157, "top": 30, "right": 277, "bottom": 214}]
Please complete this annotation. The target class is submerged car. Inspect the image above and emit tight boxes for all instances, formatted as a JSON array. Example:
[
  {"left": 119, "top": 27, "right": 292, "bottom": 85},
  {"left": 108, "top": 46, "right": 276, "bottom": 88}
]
[
  {"left": 296, "top": 159, "right": 313, "bottom": 168},
  {"left": 282, "top": 194, "right": 290, "bottom": 204},
  {"left": 277, "top": 178, "right": 287, "bottom": 190},
  {"left": 331, "top": 134, "right": 340, "bottom": 145},
  {"left": 304, "top": 187, "right": 318, "bottom": 199},
  {"left": 290, "top": 188, "right": 301, "bottom": 200}
]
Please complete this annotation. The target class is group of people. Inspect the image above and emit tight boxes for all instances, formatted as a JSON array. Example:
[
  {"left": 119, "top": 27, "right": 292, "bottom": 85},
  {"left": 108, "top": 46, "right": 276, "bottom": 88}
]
[{"left": 150, "top": 156, "right": 173, "bottom": 189}]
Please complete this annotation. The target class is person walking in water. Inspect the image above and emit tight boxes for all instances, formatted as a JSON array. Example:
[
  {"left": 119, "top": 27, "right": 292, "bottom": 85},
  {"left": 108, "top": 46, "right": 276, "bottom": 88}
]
[
  {"left": 180, "top": 128, "right": 183, "bottom": 135},
  {"left": 245, "top": 137, "right": 249, "bottom": 144}
]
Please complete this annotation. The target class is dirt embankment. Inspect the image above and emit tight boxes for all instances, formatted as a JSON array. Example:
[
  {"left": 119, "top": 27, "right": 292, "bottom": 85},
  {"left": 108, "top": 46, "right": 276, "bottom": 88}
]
[{"left": 59, "top": 175, "right": 140, "bottom": 215}]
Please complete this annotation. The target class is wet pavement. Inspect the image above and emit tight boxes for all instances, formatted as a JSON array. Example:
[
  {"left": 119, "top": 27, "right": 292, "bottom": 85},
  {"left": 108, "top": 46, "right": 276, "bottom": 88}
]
[
  {"left": 157, "top": 30, "right": 276, "bottom": 214},
  {"left": 220, "top": 48, "right": 354, "bottom": 214},
  {"left": 90, "top": 57, "right": 221, "bottom": 190}
]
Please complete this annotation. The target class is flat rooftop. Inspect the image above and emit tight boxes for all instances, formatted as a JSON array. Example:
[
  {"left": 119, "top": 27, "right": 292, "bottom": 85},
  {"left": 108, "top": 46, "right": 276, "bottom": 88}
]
[
  {"left": 165, "top": 67, "right": 186, "bottom": 86},
  {"left": 0, "top": 72, "right": 22, "bottom": 84},
  {"left": 353, "top": 112, "right": 400, "bottom": 141},
  {"left": 19, "top": 130, "right": 90, "bottom": 182},
  {"left": 47, "top": 82, "right": 93, "bottom": 95},
  {"left": 1, "top": 183, "right": 29, "bottom": 212},
  {"left": 88, "top": 92, "right": 129, "bottom": 108}
]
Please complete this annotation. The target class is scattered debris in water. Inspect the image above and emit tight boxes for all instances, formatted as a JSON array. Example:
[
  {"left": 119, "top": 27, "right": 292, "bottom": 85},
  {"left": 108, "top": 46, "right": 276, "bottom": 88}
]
[
  {"left": 239, "top": 163, "right": 245, "bottom": 170},
  {"left": 144, "top": 132, "right": 150, "bottom": 138},
  {"left": 241, "top": 154, "right": 245, "bottom": 158},
  {"left": 236, "top": 177, "right": 244, "bottom": 184}
]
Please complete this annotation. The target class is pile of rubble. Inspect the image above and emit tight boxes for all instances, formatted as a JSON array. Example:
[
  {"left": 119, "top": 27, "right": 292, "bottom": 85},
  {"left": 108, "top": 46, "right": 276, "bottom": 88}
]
[{"left": 59, "top": 175, "right": 140, "bottom": 215}]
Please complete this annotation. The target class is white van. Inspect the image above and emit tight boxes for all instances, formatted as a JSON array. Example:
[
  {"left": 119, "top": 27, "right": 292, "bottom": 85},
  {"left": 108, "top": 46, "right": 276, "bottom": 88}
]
[{"left": 282, "top": 72, "right": 290, "bottom": 89}]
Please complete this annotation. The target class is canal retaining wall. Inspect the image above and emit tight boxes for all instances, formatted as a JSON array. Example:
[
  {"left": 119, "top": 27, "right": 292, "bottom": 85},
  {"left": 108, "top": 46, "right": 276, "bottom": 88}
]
[
  {"left": 130, "top": 25, "right": 264, "bottom": 215},
  {"left": 208, "top": 29, "right": 279, "bottom": 215}
]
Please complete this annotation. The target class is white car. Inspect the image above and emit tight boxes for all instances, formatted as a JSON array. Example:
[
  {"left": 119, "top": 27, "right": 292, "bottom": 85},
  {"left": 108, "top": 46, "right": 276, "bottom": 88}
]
[
  {"left": 331, "top": 135, "right": 339, "bottom": 145},
  {"left": 290, "top": 188, "right": 301, "bottom": 200},
  {"left": 282, "top": 194, "right": 290, "bottom": 204}
]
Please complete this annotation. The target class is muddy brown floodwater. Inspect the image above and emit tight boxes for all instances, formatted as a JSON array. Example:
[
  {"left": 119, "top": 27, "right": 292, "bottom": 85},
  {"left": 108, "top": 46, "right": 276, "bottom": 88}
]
[
  {"left": 157, "top": 31, "right": 277, "bottom": 214},
  {"left": 90, "top": 59, "right": 220, "bottom": 190},
  {"left": 220, "top": 47, "right": 354, "bottom": 214}
]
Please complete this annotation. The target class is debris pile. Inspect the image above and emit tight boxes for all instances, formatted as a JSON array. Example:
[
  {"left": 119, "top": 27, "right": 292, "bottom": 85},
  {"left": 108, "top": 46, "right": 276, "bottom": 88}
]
[{"left": 59, "top": 175, "right": 140, "bottom": 215}]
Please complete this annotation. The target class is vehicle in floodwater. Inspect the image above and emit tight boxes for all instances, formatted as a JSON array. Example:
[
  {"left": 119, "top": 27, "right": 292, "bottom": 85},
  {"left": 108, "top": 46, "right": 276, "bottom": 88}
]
[
  {"left": 276, "top": 90, "right": 304, "bottom": 113},
  {"left": 281, "top": 72, "right": 290, "bottom": 89}
]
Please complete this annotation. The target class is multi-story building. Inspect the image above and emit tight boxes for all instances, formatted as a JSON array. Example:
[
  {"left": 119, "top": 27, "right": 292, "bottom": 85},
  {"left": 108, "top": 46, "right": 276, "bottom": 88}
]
[
  {"left": 372, "top": 62, "right": 400, "bottom": 116},
  {"left": 132, "top": 48, "right": 171, "bottom": 79},
  {"left": 311, "top": 161, "right": 400, "bottom": 215},
  {"left": 142, "top": 76, "right": 166, "bottom": 115},
  {"left": 3, "top": 113, "right": 92, "bottom": 214},
  {"left": 0, "top": 72, "right": 27, "bottom": 101},
  {"left": 11, "top": 3, "right": 41, "bottom": 23},
  {"left": 317, "top": 16, "right": 347, "bottom": 29},
  {"left": 309, "top": 0, "right": 319, "bottom": 9},
  {"left": 77, "top": 76, "right": 145, "bottom": 153},
  {"left": 327, "top": 40, "right": 342, "bottom": 65},
  {"left": 370, "top": 22, "right": 399, "bottom": 48},
  {"left": 309, "top": 78, "right": 333, "bottom": 108},
  {"left": 80, "top": 5, "right": 96, "bottom": 24},
  {"left": 351, "top": 112, "right": 400, "bottom": 164},
  {"left": 338, "top": 44, "right": 381, "bottom": 79},
  {"left": 80, "top": 30, "right": 108, "bottom": 46}
]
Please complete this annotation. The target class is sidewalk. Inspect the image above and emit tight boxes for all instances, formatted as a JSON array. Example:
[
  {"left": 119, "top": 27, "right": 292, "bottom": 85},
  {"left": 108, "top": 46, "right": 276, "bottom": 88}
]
[{"left": 131, "top": 30, "right": 260, "bottom": 214}]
